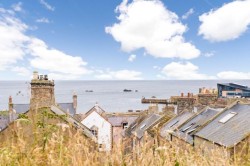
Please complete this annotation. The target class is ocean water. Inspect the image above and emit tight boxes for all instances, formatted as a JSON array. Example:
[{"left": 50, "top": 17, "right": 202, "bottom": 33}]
[{"left": 0, "top": 80, "right": 249, "bottom": 113}]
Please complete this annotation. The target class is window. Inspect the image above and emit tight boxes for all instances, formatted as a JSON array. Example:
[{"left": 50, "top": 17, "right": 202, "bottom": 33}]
[
  {"left": 181, "top": 123, "right": 195, "bottom": 132},
  {"left": 91, "top": 129, "right": 98, "bottom": 137},
  {"left": 186, "top": 125, "right": 200, "bottom": 134},
  {"left": 219, "top": 112, "right": 237, "bottom": 123},
  {"left": 169, "top": 120, "right": 179, "bottom": 128},
  {"left": 140, "top": 124, "right": 146, "bottom": 130},
  {"left": 122, "top": 122, "right": 128, "bottom": 129},
  {"left": 90, "top": 126, "right": 98, "bottom": 138},
  {"left": 99, "top": 144, "right": 102, "bottom": 149}
]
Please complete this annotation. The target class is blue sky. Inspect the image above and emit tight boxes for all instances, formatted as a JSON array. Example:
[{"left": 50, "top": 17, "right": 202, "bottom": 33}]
[{"left": 0, "top": 0, "right": 250, "bottom": 80}]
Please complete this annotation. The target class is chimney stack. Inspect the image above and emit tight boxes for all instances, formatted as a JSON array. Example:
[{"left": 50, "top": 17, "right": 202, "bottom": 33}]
[
  {"left": 73, "top": 92, "right": 77, "bottom": 111},
  {"left": 176, "top": 94, "right": 195, "bottom": 115},
  {"left": 8, "top": 96, "right": 14, "bottom": 122},
  {"left": 30, "top": 71, "right": 55, "bottom": 110}
]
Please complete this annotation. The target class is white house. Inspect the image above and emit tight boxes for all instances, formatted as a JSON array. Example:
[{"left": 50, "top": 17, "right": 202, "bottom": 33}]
[{"left": 81, "top": 104, "right": 112, "bottom": 151}]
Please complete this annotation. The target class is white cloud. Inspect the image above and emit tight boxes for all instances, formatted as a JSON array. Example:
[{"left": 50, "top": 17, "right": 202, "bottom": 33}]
[
  {"left": 128, "top": 54, "right": 136, "bottom": 62},
  {"left": 203, "top": 51, "right": 215, "bottom": 57},
  {"left": 106, "top": 0, "right": 200, "bottom": 59},
  {"left": 28, "top": 38, "right": 91, "bottom": 76},
  {"left": 36, "top": 17, "right": 50, "bottom": 23},
  {"left": 95, "top": 69, "right": 142, "bottom": 80},
  {"left": 161, "top": 62, "right": 215, "bottom": 80},
  {"left": 217, "top": 71, "right": 250, "bottom": 80},
  {"left": 0, "top": 7, "right": 91, "bottom": 79},
  {"left": 11, "top": 66, "right": 30, "bottom": 76},
  {"left": 39, "top": 0, "right": 55, "bottom": 11},
  {"left": 0, "top": 8, "right": 29, "bottom": 70},
  {"left": 11, "top": 2, "right": 23, "bottom": 12},
  {"left": 182, "top": 8, "right": 194, "bottom": 20},
  {"left": 199, "top": 0, "right": 250, "bottom": 42}
]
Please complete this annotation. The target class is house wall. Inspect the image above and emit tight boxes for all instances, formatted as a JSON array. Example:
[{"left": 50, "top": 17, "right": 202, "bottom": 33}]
[
  {"left": 171, "top": 135, "right": 192, "bottom": 149},
  {"left": 81, "top": 111, "right": 112, "bottom": 151},
  {"left": 194, "top": 136, "right": 231, "bottom": 158},
  {"left": 233, "top": 135, "right": 250, "bottom": 159},
  {"left": 112, "top": 126, "right": 123, "bottom": 145},
  {"left": 197, "top": 94, "right": 217, "bottom": 105}
]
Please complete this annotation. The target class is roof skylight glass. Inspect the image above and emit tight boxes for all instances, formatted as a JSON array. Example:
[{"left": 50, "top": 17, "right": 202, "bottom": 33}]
[{"left": 219, "top": 112, "right": 237, "bottom": 123}]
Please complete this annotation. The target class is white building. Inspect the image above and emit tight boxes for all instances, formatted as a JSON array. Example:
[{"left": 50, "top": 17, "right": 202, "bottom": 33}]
[{"left": 81, "top": 104, "right": 112, "bottom": 151}]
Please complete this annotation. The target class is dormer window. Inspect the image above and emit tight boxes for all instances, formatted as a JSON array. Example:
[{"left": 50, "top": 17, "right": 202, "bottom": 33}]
[
  {"left": 219, "top": 112, "right": 237, "bottom": 123},
  {"left": 122, "top": 122, "right": 128, "bottom": 129}
]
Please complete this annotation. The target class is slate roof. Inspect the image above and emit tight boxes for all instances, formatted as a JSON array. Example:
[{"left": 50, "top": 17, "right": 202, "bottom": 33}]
[
  {"left": 12, "top": 103, "right": 76, "bottom": 116},
  {"left": 0, "top": 114, "right": 9, "bottom": 131},
  {"left": 195, "top": 103, "right": 250, "bottom": 148},
  {"left": 217, "top": 83, "right": 250, "bottom": 91},
  {"left": 147, "top": 112, "right": 175, "bottom": 137},
  {"left": 85, "top": 104, "right": 105, "bottom": 117},
  {"left": 173, "top": 108, "right": 220, "bottom": 144},
  {"left": 132, "top": 113, "right": 162, "bottom": 139},
  {"left": 160, "top": 111, "right": 194, "bottom": 139},
  {"left": 13, "top": 104, "right": 30, "bottom": 114},
  {"left": 108, "top": 116, "right": 138, "bottom": 127},
  {"left": 124, "top": 112, "right": 148, "bottom": 137},
  {"left": 51, "top": 105, "right": 96, "bottom": 140},
  {"left": 57, "top": 103, "right": 76, "bottom": 116}
]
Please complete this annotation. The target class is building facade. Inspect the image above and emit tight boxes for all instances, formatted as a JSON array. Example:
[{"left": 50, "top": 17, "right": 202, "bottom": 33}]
[
  {"left": 217, "top": 83, "right": 250, "bottom": 98},
  {"left": 81, "top": 105, "right": 112, "bottom": 151}
]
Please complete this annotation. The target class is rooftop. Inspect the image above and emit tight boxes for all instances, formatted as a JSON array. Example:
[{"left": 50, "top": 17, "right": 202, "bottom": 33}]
[
  {"left": 173, "top": 107, "right": 220, "bottom": 144},
  {"left": 195, "top": 103, "right": 250, "bottom": 147}
]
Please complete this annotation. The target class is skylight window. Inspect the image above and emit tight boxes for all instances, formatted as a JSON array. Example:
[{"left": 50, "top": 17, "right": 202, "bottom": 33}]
[
  {"left": 140, "top": 124, "right": 146, "bottom": 130},
  {"left": 186, "top": 125, "right": 200, "bottom": 134},
  {"left": 169, "top": 120, "right": 179, "bottom": 128},
  {"left": 219, "top": 112, "right": 237, "bottom": 123},
  {"left": 181, "top": 123, "right": 195, "bottom": 132}
]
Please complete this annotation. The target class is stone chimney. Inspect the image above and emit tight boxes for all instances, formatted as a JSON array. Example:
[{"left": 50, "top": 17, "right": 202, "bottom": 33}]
[
  {"left": 30, "top": 72, "right": 55, "bottom": 110},
  {"left": 148, "top": 103, "right": 159, "bottom": 114},
  {"left": 73, "top": 92, "right": 77, "bottom": 112},
  {"left": 176, "top": 93, "right": 195, "bottom": 115},
  {"left": 8, "top": 96, "right": 14, "bottom": 122}
]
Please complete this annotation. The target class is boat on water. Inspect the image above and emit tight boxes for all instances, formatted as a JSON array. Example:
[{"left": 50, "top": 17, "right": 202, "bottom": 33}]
[{"left": 123, "top": 89, "right": 132, "bottom": 92}]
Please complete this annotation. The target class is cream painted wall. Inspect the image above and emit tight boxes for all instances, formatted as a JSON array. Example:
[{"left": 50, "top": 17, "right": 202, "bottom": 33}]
[{"left": 81, "top": 111, "right": 112, "bottom": 151}]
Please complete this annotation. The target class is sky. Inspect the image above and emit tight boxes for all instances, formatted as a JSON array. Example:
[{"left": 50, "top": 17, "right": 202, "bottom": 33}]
[{"left": 0, "top": 0, "right": 250, "bottom": 80}]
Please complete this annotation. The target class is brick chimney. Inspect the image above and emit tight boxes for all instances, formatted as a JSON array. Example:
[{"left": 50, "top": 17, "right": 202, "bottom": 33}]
[
  {"left": 73, "top": 92, "right": 77, "bottom": 112},
  {"left": 30, "top": 72, "right": 55, "bottom": 110},
  {"left": 8, "top": 96, "right": 14, "bottom": 122}
]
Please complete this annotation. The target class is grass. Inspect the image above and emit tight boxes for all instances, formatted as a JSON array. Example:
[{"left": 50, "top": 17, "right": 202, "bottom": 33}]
[{"left": 0, "top": 109, "right": 249, "bottom": 166}]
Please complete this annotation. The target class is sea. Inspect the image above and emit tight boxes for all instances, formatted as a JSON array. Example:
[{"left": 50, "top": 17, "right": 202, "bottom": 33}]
[{"left": 0, "top": 80, "right": 249, "bottom": 113}]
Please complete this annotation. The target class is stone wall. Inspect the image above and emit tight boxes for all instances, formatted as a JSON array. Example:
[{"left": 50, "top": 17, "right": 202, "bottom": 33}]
[
  {"left": 176, "top": 97, "right": 195, "bottom": 115},
  {"left": 197, "top": 94, "right": 217, "bottom": 105},
  {"left": 30, "top": 80, "right": 55, "bottom": 110},
  {"left": 162, "top": 105, "right": 175, "bottom": 114}
]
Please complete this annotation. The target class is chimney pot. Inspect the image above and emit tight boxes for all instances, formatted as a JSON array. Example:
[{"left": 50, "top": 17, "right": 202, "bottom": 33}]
[
  {"left": 181, "top": 93, "right": 184, "bottom": 97},
  {"left": 73, "top": 92, "right": 77, "bottom": 112},
  {"left": 9, "top": 96, "right": 12, "bottom": 103}
]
